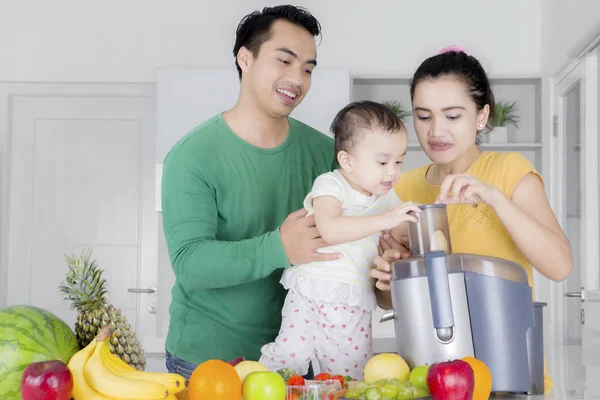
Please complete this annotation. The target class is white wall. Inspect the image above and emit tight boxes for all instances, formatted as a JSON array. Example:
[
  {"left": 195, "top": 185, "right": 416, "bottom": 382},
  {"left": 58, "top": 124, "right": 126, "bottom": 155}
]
[
  {"left": 2, "top": 0, "right": 541, "bottom": 83},
  {"left": 541, "top": 0, "right": 600, "bottom": 75}
]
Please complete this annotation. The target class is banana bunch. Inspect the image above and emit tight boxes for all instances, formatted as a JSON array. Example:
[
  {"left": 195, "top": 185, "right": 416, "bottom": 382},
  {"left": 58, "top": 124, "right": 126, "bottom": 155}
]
[{"left": 67, "top": 327, "right": 187, "bottom": 400}]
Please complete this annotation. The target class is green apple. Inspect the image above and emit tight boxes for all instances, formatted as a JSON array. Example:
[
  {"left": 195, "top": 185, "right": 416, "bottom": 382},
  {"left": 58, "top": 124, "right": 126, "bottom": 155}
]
[
  {"left": 409, "top": 365, "right": 429, "bottom": 391},
  {"left": 242, "top": 371, "right": 287, "bottom": 400}
]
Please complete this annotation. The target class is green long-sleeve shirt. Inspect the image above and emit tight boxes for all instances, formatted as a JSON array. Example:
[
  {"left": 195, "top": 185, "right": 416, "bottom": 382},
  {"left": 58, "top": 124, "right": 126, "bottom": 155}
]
[{"left": 161, "top": 113, "right": 334, "bottom": 364}]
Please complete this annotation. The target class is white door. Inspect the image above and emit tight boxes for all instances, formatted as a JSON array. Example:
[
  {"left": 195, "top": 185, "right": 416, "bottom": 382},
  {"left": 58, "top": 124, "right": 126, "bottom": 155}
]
[
  {"left": 552, "top": 54, "right": 600, "bottom": 398},
  {"left": 0, "top": 84, "right": 156, "bottom": 346}
]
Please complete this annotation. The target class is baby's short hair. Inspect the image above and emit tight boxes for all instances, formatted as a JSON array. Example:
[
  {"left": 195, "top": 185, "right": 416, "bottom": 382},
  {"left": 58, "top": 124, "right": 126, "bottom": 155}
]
[{"left": 330, "top": 100, "right": 406, "bottom": 155}]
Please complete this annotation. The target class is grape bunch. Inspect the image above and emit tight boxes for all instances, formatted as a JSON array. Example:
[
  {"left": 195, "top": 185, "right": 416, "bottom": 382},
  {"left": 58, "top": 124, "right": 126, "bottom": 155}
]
[{"left": 344, "top": 378, "right": 429, "bottom": 400}]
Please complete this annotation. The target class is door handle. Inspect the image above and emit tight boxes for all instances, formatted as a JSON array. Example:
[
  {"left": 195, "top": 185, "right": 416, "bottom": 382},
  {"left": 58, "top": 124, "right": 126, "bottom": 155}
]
[
  {"left": 564, "top": 288, "right": 585, "bottom": 302},
  {"left": 127, "top": 286, "right": 157, "bottom": 296}
]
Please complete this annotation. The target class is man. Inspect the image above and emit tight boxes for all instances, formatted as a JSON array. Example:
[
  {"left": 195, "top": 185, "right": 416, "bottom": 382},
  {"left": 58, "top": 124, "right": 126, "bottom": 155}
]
[{"left": 161, "top": 5, "right": 339, "bottom": 377}]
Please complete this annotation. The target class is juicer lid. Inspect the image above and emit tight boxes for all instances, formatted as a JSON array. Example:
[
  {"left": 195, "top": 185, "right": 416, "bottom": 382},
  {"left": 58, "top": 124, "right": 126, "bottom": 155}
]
[
  {"left": 417, "top": 204, "right": 446, "bottom": 209},
  {"left": 390, "top": 253, "right": 529, "bottom": 285}
]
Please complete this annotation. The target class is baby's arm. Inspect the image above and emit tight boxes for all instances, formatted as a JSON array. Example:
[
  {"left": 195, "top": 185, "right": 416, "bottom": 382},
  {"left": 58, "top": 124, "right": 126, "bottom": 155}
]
[
  {"left": 312, "top": 196, "right": 389, "bottom": 245},
  {"left": 312, "top": 196, "right": 420, "bottom": 246}
]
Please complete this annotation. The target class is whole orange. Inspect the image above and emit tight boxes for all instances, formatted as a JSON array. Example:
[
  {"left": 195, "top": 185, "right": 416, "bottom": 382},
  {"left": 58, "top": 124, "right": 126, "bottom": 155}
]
[
  {"left": 188, "top": 359, "right": 242, "bottom": 400},
  {"left": 461, "top": 356, "right": 492, "bottom": 400}
]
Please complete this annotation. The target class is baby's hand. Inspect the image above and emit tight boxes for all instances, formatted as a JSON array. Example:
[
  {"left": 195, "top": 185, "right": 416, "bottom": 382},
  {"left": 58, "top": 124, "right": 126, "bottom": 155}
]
[{"left": 384, "top": 202, "right": 421, "bottom": 229}]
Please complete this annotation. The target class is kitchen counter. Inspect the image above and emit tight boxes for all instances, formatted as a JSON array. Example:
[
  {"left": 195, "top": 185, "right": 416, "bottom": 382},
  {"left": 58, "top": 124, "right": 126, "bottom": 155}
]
[
  {"left": 339, "top": 393, "right": 548, "bottom": 399},
  {"left": 339, "top": 396, "right": 547, "bottom": 399}
]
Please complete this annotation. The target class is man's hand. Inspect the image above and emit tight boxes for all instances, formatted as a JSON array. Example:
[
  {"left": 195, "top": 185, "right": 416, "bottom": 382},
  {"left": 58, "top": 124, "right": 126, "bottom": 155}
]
[{"left": 280, "top": 208, "right": 341, "bottom": 265}]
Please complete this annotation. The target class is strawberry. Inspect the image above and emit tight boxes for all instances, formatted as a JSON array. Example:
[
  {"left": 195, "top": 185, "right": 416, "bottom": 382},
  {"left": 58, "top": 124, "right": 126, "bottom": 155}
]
[{"left": 287, "top": 375, "right": 305, "bottom": 386}]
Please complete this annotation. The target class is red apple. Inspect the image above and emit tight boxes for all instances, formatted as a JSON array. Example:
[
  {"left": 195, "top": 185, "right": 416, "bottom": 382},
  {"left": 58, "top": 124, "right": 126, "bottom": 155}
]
[
  {"left": 21, "top": 360, "right": 73, "bottom": 400},
  {"left": 426, "top": 359, "right": 475, "bottom": 400}
]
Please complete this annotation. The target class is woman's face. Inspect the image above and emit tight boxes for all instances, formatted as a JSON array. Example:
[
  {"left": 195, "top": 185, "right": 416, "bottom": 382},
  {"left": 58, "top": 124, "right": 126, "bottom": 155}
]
[{"left": 412, "top": 76, "right": 489, "bottom": 165}]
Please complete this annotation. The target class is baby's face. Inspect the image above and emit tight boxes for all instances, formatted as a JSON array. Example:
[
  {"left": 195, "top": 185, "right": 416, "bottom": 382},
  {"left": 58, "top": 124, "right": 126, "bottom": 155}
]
[{"left": 345, "top": 127, "right": 408, "bottom": 196}]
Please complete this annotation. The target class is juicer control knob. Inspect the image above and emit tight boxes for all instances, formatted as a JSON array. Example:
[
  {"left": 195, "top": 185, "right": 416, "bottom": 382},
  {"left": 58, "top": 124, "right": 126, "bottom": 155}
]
[{"left": 435, "top": 327, "right": 454, "bottom": 343}]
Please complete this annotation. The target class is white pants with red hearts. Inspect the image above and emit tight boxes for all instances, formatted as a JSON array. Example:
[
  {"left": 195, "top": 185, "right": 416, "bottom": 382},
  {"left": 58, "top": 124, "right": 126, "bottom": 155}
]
[{"left": 259, "top": 287, "right": 373, "bottom": 380}]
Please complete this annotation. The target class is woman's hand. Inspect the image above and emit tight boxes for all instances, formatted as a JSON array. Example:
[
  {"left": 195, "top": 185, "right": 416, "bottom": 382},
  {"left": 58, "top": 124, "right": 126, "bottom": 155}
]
[{"left": 436, "top": 173, "right": 504, "bottom": 208}]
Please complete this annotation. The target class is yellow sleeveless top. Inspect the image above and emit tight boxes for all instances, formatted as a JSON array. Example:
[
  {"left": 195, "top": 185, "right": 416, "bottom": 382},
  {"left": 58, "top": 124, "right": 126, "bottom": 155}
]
[{"left": 396, "top": 151, "right": 543, "bottom": 289}]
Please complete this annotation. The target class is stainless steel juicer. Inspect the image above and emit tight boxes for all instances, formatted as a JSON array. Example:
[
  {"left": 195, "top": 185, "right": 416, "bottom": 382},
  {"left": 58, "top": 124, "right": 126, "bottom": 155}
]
[{"left": 380, "top": 204, "right": 546, "bottom": 395}]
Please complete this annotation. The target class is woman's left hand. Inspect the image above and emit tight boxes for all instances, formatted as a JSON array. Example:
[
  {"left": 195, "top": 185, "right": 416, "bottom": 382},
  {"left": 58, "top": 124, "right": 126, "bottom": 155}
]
[{"left": 436, "top": 173, "right": 503, "bottom": 207}]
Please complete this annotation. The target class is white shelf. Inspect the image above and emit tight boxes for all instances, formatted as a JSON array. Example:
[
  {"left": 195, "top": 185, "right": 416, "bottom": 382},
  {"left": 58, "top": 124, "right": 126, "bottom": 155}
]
[
  {"left": 481, "top": 143, "right": 543, "bottom": 149},
  {"left": 407, "top": 143, "right": 543, "bottom": 150},
  {"left": 352, "top": 74, "right": 542, "bottom": 86}
]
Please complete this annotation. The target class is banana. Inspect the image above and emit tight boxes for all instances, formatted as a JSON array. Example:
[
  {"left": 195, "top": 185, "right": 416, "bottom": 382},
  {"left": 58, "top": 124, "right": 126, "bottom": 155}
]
[
  {"left": 84, "top": 338, "right": 170, "bottom": 399},
  {"left": 67, "top": 340, "right": 111, "bottom": 400},
  {"left": 99, "top": 339, "right": 187, "bottom": 394}
]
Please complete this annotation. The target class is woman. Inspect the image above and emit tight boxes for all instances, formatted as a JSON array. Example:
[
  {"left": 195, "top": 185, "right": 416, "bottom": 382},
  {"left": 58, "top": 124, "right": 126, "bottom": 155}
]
[{"left": 372, "top": 46, "right": 573, "bottom": 394}]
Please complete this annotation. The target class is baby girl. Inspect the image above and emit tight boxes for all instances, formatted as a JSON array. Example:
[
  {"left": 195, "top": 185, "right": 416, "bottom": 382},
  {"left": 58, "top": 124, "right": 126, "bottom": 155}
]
[{"left": 259, "top": 100, "right": 420, "bottom": 379}]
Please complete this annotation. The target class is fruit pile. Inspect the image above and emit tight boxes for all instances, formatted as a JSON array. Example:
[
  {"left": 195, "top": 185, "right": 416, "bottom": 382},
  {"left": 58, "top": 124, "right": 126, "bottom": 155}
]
[
  {"left": 67, "top": 326, "right": 187, "bottom": 399},
  {"left": 342, "top": 353, "right": 430, "bottom": 399},
  {"left": 186, "top": 358, "right": 294, "bottom": 400},
  {"left": 340, "top": 353, "right": 492, "bottom": 400}
]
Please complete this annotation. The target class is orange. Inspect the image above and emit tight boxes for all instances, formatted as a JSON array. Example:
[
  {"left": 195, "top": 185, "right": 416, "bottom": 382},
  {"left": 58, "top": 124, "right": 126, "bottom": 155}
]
[
  {"left": 188, "top": 359, "right": 242, "bottom": 400},
  {"left": 461, "top": 356, "right": 492, "bottom": 400}
]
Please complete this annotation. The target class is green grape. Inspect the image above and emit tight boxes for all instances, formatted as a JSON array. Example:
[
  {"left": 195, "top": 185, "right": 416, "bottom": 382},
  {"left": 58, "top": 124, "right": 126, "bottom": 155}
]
[
  {"left": 380, "top": 383, "right": 399, "bottom": 398},
  {"left": 355, "top": 382, "right": 370, "bottom": 390},
  {"left": 413, "top": 387, "right": 430, "bottom": 398},
  {"left": 365, "top": 387, "right": 383, "bottom": 400},
  {"left": 395, "top": 384, "right": 415, "bottom": 400},
  {"left": 388, "top": 379, "right": 407, "bottom": 390},
  {"left": 345, "top": 389, "right": 366, "bottom": 399}
]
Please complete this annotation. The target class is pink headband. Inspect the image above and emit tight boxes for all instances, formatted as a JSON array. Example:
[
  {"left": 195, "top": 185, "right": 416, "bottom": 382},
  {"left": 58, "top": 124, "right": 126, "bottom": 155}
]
[{"left": 439, "top": 45, "right": 468, "bottom": 55}]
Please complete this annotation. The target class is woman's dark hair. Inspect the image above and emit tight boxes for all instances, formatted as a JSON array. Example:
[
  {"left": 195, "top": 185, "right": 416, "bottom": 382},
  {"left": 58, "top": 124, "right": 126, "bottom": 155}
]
[
  {"left": 409, "top": 51, "right": 496, "bottom": 145},
  {"left": 330, "top": 100, "right": 406, "bottom": 156},
  {"left": 233, "top": 5, "right": 321, "bottom": 80}
]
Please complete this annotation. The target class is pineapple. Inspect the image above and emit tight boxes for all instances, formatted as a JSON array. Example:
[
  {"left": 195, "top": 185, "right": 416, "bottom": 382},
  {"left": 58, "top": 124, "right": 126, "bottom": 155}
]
[{"left": 59, "top": 248, "right": 146, "bottom": 371}]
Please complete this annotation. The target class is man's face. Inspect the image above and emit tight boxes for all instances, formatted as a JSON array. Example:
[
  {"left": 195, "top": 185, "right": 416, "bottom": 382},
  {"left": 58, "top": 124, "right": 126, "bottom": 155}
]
[{"left": 240, "top": 19, "right": 317, "bottom": 118}]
